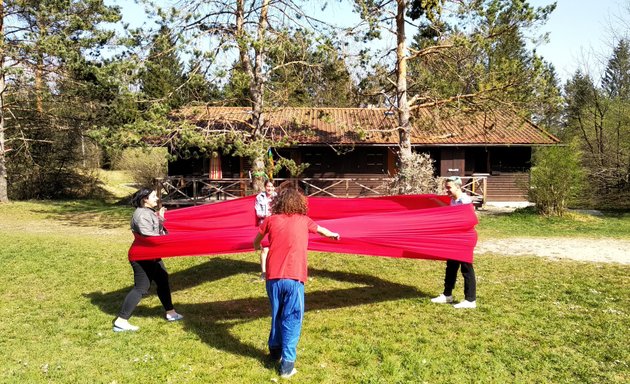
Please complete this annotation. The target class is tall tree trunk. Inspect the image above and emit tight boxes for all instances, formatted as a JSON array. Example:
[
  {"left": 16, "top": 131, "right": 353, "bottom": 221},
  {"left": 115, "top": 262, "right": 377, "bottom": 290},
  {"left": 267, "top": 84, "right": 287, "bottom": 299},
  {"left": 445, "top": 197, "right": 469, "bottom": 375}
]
[
  {"left": 250, "top": 0, "right": 269, "bottom": 136},
  {"left": 395, "top": 0, "right": 412, "bottom": 196},
  {"left": 236, "top": 0, "right": 270, "bottom": 193},
  {"left": 251, "top": 0, "right": 270, "bottom": 193},
  {"left": 0, "top": 2, "right": 8, "bottom": 202},
  {"left": 35, "top": 54, "right": 44, "bottom": 113},
  {"left": 396, "top": 0, "right": 412, "bottom": 163}
]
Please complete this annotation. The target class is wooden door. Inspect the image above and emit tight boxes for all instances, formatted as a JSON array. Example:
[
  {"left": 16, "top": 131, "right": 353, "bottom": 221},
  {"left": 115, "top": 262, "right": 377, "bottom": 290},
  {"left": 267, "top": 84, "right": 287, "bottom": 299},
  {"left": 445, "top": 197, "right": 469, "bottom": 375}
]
[{"left": 440, "top": 148, "right": 465, "bottom": 177}]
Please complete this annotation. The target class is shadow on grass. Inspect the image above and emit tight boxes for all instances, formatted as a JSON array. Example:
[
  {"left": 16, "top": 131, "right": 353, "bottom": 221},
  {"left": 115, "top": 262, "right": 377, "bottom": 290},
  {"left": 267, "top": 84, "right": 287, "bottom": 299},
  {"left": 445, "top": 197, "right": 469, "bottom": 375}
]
[
  {"left": 31, "top": 200, "right": 132, "bottom": 230},
  {"left": 85, "top": 257, "right": 426, "bottom": 363}
]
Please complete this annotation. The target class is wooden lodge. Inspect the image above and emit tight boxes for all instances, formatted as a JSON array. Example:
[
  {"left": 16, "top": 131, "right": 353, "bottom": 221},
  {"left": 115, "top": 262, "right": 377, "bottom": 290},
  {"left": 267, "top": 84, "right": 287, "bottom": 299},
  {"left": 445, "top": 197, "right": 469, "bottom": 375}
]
[{"left": 160, "top": 106, "right": 560, "bottom": 206}]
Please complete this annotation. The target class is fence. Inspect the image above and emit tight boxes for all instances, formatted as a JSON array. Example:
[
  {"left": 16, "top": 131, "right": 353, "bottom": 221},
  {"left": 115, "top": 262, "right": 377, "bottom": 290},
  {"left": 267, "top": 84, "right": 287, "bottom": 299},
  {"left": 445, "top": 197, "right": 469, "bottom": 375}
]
[{"left": 155, "top": 176, "right": 487, "bottom": 207}]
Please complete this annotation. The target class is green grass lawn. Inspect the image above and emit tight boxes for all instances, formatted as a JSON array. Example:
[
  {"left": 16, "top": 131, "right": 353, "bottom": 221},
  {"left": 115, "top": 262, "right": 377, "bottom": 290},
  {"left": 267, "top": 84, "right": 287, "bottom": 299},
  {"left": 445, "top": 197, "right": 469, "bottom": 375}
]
[
  {"left": 477, "top": 207, "right": 630, "bottom": 240},
  {"left": 0, "top": 200, "right": 628, "bottom": 383}
]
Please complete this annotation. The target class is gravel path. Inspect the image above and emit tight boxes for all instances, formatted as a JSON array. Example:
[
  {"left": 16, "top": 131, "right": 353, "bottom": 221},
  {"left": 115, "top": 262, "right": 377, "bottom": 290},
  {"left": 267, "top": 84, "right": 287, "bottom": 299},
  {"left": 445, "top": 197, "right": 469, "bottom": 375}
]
[{"left": 476, "top": 237, "right": 630, "bottom": 264}]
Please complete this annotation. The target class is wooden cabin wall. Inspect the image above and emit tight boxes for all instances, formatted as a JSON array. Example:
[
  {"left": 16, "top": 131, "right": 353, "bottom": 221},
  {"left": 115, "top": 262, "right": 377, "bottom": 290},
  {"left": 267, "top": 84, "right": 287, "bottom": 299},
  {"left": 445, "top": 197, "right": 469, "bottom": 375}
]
[
  {"left": 166, "top": 145, "right": 535, "bottom": 201},
  {"left": 298, "top": 146, "right": 390, "bottom": 197}
]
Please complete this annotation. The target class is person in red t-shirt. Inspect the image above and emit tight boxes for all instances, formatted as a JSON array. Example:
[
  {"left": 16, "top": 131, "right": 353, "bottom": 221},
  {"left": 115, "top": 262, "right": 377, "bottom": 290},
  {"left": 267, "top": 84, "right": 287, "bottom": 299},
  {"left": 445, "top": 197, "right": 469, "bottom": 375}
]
[{"left": 253, "top": 182, "right": 339, "bottom": 379}]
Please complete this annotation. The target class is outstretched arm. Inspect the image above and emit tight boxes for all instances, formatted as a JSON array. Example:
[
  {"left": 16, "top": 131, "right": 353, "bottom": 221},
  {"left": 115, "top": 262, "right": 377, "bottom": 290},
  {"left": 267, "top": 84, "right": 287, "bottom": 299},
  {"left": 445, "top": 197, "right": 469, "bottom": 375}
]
[
  {"left": 317, "top": 226, "right": 340, "bottom": 240},
  {"left": 253, "top": 232, "right": 264, "bottom": 250}
]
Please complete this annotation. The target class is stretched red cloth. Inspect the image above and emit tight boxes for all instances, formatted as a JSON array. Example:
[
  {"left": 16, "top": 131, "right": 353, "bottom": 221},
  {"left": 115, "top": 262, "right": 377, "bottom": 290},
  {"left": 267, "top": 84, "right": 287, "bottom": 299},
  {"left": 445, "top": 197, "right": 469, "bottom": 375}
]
[{"left": 128, "top": 194, "right": 478, "bottom": 263}]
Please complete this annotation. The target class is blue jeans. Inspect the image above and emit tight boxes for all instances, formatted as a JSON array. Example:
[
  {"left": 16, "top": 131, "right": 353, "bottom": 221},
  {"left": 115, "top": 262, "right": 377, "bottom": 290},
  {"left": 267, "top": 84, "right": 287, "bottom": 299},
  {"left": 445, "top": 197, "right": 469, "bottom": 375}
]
[{"left": 266, "top": 279, "right": 305, "bottom": 364}]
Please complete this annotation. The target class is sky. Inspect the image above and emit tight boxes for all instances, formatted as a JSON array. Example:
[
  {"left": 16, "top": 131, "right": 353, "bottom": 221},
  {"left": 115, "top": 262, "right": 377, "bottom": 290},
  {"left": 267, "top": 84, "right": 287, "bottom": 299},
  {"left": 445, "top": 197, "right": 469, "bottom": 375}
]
[
  {"left": 530, "top": 0, "right": 629, "bottom": 83},
  {"left": 110, "top": 0, "right": 629, "bottom": 84}
]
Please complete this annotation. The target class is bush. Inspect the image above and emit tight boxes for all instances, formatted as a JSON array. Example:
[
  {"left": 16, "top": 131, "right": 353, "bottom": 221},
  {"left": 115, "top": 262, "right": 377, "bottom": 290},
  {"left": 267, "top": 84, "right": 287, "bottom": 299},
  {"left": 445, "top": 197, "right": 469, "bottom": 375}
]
[
  {"left": 529, "top": 145, "right": 584, "bottom": 216},
  {"left": 7, "top": 131, "right": 104, "bottom": 199},
  {"left": 113, "top": 148, "right": 168, "bottom": 187},
  {"left": 389, "top": 152, "right": 439, "bottom": 195}
]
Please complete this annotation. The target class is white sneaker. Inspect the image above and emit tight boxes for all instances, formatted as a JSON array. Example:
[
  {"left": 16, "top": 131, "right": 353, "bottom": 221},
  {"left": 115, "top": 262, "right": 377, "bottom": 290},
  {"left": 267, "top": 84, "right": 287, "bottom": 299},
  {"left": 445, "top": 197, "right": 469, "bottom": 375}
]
[
  {"left": 453, "top": 300, "right": 477, "bottom": 309},
  {"left": 165, "top": 312, "right": 184, "bottom": 322},
  {"left": 113, "top": 318, "right": 139, "bottom": 332},
  {"left": 280, "top": 368, "right": 297, "bottom": 379},
  {"left": 430, "top": 294, "right": 453, "bottom": 304}
]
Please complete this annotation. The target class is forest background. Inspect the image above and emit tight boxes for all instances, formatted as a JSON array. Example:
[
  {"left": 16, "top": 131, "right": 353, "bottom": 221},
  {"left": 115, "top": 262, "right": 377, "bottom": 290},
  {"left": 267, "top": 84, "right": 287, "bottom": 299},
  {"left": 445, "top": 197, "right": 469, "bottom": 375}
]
[{"left": 0, "top": 0, "right": 628, "bottom": 210}]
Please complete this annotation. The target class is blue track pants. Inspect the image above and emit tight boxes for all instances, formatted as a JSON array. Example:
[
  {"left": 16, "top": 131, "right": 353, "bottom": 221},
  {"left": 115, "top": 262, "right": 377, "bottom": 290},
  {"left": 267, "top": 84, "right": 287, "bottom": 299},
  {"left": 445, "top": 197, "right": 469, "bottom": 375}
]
[{"left": 266, "top": 279, "right": 305, "bottom": 364}]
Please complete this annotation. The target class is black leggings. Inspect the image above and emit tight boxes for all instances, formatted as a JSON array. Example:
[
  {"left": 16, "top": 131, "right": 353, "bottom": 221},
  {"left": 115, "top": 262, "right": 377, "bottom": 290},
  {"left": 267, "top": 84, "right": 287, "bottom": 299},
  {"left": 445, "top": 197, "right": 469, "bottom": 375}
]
[
  {"left": 443, "top": 260, "right": 476, "bottom": 301},
  {"left": 118, "top": 260, "right": 174, "bottom": 319}
]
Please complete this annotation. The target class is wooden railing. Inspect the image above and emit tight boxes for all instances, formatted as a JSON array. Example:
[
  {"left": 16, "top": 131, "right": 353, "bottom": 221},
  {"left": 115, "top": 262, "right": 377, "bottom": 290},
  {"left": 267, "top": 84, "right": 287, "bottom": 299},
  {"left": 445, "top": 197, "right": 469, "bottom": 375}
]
[
  {"left": 155, "top": 176, "right": 488, "bottom": 207},
  {"left": 155, "top": 177, "right": 249, "bottom": 206},
  {"left": 455, "top": 176, "right": 487, "bottom": 207}
]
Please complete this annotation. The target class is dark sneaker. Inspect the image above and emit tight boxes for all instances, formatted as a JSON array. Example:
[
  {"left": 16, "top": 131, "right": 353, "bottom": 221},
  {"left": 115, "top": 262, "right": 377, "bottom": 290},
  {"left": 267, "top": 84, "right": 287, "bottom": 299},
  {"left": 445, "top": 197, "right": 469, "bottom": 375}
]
[{"left": 269, "top": 347, "right": 281, "bottom": 362}]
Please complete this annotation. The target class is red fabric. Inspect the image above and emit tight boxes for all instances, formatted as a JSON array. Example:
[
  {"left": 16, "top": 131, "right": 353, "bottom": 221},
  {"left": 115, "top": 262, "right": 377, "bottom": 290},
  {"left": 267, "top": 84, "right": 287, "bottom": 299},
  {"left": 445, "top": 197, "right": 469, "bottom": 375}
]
[
  {"left": 260, "top": 215, "right": 319, "bottom": 282},
  {"left": 128, "top": 194, "right": 478, "bottom": 263}
]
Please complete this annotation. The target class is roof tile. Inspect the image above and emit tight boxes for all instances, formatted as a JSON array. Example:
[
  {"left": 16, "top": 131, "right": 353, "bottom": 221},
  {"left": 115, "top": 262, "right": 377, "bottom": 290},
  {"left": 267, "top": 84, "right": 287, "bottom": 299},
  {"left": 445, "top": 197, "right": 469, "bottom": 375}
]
[{"left": 173, "top": 106, "right": 560, "bottom": 145}]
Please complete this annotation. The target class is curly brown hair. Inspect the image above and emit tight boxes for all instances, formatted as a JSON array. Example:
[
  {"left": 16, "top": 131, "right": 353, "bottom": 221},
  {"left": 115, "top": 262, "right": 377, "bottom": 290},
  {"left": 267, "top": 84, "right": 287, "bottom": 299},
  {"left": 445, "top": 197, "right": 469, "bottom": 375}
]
[{"left": 271, "top": 181, "right": 308, "bottom": 215}]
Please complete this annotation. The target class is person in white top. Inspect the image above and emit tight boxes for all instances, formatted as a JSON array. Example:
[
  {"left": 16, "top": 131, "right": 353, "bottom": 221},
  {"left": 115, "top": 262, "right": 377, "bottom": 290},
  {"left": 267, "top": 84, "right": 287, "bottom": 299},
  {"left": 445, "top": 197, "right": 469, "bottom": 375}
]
[
  {"left": 255, "top": 180, "right": 276, "bottom": 279},
  {"left": 431, "top": 176, "right": 477, "bottom": 309}
]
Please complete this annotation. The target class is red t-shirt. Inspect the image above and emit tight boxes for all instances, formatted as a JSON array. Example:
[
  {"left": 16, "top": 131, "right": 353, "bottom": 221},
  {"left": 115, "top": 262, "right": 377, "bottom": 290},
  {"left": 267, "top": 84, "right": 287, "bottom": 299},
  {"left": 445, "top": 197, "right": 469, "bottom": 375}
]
[{"left": 259, "top": 214, "right": 319, "bottom": 283}]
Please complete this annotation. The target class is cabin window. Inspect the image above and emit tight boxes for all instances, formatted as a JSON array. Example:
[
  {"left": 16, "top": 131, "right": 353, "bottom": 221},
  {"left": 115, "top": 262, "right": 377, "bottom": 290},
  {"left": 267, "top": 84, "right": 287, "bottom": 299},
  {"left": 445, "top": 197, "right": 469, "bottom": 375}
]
[
  {"left": 304, "top": 152, "right": 324, "bottom": 170},
  {"left": 366, "top": 153, "right": 384, "bottom": 167}
]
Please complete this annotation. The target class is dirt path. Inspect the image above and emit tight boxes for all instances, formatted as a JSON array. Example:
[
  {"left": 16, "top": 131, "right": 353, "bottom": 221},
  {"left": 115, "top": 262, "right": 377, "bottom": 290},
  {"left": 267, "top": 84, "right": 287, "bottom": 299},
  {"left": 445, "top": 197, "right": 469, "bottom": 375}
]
[{"left": 476, "top": 237, "right": 630, "bottom": 264}]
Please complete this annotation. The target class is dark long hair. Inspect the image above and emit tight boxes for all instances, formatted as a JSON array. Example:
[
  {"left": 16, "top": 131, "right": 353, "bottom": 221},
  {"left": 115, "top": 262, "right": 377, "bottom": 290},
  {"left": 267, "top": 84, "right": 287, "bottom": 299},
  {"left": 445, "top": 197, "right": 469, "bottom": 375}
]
[{"left": 131, "top": 188, "right": 153, "bottom": 208}]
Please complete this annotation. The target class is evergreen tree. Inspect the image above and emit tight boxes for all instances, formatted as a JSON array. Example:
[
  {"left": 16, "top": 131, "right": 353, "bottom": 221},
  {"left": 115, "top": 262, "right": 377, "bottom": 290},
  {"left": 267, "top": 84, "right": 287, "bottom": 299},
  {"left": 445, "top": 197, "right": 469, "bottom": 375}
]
[
  {"left": 139, "top": 26, "right": 186, "bottom": 109},
  {"left": 181, "top": 56, "right": 221, "bottom": 104},
  {"left": 264, "top": 30, "right": 356, "bottom": 107},
  {"left": 0, "top": 0, "right": 122, "bottom": 201},
  {"left": 65, "top": 57, "right": 142, "bottom": 169},
  {"left": 564, "top": 63, "right": 630, "bottom": 203},
  {"left": 135, "top": 0, "right": 344, "bottom": 191},
  {"left": 355, "top": 64, "right": 392, "bottom": 107},
  {"left": 602, "top": 39, "right": 630, "bottom": 100},
  {"left": 529, "top": 60, "right": 563, "bottom": 132},
  {"left": 352, "top": 0, "right": 556, "bottom": 180}
]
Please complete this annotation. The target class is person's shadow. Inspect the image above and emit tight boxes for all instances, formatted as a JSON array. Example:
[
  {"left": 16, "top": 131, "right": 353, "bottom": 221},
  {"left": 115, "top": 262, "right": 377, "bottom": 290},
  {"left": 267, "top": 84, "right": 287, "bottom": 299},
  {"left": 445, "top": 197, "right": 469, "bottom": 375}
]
[{"left": 86, "top": 257, "right": 428, "bottom": 363}]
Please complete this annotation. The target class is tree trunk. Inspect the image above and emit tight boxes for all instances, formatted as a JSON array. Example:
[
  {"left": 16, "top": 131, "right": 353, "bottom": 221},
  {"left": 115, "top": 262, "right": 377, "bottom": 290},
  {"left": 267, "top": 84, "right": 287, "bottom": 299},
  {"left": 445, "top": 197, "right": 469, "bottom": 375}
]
[
  {"left": 242, "top": 0, "right": 270, "bottom": 193},
  {"left": 396, "top": 0, "right": 412, "bottom": 163},
  {"left": 36, "top": 54, "right": 43, "bottom": 113},
  {"left": 0, "top": 71, "right": 7, "bottom": 202},
  {"left": 0, "top": 3, "right": 9, "bottom": 202},
  {"left": 395, "top": 0, "right": 412, "bottom": 196}
]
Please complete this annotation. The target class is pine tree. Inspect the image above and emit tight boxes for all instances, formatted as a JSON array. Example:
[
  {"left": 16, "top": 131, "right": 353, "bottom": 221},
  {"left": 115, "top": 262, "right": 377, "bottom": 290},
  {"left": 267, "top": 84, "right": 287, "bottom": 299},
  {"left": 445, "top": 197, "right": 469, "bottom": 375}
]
[
  {"left": 181, "top": 56, "right": 221, "bottom": 104},
  {"left": 0, "top": 0, "right": 121, "bottom": 201},
  {"left": 139, "top": 26, "right": 186, "bottom": 109},
  {"left": 136, "top": 0, "right": 345, "bottom": 191},
  {"left": 264, "top": 30, "right": 356, "bottom": 107},
  {"left": 602, "top": 39, "right": 630, "bottom": 100},
  {"left": 352, "top": 0, "right": 556, "bottom": 180}
]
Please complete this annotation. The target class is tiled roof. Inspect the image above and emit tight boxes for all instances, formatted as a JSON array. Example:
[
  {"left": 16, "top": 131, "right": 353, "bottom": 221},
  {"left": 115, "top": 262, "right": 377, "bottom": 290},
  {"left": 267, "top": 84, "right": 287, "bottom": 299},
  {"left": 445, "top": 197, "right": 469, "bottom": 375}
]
[{"left": 173, "top": 106, "right": 560, "bottom": 145}]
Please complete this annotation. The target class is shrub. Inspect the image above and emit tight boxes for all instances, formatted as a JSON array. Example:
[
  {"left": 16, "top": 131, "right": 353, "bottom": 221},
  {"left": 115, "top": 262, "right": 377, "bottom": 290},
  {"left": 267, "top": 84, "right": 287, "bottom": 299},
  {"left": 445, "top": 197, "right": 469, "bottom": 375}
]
[
  {"left": 114, "top": 148, "right": 168, "bottom": 187},
  {"left": 529, "top": 145, "right": 584, "bottom": 216},
  {"left": 389, "top": 152, "right": 439, "bottom": 195}
]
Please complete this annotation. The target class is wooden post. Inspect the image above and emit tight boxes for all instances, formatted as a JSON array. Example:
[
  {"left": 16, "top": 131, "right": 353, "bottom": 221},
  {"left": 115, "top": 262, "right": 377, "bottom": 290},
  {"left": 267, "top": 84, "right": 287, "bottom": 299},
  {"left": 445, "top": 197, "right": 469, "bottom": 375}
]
[
  {"left": 481, "top": 177, "right": 488, "bottom": 205},
  {"left": 155, "top": 178, "right": 163, "bottom": 210},
  {"left": 193, "top": 178, "right": 198, "bottom": 205}
]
